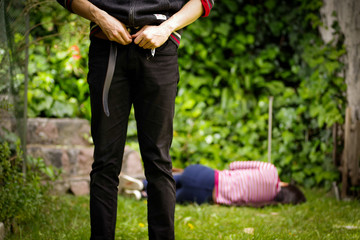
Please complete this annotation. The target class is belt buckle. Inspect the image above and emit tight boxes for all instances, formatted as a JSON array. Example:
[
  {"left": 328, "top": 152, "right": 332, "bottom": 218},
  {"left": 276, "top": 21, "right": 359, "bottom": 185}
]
[{"left": 127, "top": 26, "right": 140, "bottom": 34}]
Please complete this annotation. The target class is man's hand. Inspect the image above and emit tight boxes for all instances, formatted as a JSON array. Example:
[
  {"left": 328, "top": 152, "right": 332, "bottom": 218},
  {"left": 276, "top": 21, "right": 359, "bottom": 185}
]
[
  {"left": 71, "top": 0, "right": 132, "bottom": 45},
  {"left": 132, "top": 25, "right": 172, "bottom": 49},
  {"left": 70, "top": 0, "right": 203, "bottom": 47},
  {"left": 132, "top": 0, "right": 204, "bottom": 49},
  {"left": 92, "top": 7, "right": 132, "bottom": 45}
]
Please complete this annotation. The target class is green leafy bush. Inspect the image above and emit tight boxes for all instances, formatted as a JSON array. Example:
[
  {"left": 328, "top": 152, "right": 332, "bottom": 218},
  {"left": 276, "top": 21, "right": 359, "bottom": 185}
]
[
  {"left": 0, "top": 141, "right": 53, "bottom": 226},
  {"left": 172, "top": 0, "right": 344, "bottom": 188},
  {"left": 27, "top": 0, "right": 345, "bottom": 188},
  {"left": 27, "top": 4, "right": 90, "bottom": 119}
]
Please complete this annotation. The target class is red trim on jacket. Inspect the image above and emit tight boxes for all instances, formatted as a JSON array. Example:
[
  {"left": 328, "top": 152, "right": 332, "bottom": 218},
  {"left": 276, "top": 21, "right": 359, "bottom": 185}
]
[{"left": 201, "top": 0, "right": 213, "bottom": 17}]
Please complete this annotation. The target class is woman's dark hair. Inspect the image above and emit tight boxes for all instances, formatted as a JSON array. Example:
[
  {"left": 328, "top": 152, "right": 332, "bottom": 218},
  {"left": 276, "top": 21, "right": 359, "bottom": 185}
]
[{"left": 274, "top": 185, "right": 306, "bottom": 205}]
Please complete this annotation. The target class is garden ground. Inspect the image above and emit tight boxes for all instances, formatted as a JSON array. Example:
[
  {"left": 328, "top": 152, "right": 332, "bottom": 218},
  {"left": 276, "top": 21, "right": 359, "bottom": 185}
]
[{"left": 6, "top": 189, "right": 360, "bottom": 240}]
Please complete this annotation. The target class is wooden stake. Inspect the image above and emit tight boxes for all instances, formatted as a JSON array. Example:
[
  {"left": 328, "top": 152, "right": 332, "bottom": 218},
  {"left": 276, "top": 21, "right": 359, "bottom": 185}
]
[
  {"left": 341, "top": 107, "right": 351, "bottom": 199},
  {"left": 350, "top": 121, "right": 360, "bottom": 186},
  {"left": 332, "top": 123, "right": 338, "bottom": 166},
  {"left": 268, "top": 96, "right": 273, "bottom": 163}
]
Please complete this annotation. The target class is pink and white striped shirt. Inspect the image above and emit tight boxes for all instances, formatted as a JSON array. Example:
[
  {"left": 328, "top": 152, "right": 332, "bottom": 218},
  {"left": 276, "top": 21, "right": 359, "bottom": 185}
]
[{"left": 214, "top": 161, "right": 281, "bottom": 205}]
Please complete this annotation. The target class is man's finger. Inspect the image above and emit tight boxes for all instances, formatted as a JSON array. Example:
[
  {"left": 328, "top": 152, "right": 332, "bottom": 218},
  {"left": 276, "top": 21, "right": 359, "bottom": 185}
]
[
  {"left": 136, "top": 36, "right": 149, "bottom": 47},
  {"left": 142, "top": 41, "right": 153, "bottom": 49},
  {"left": 120, "top": 35, "right": 132, "bottom": 45},
  {"left": 132, "top": 27, "right": 146, "bottom": 39},
  {"left": 140, "top": 39, "right": 150, "bottom": 48},
  {"left": 122, "top": 28, "right": 132, "bottom": 40},
  {"left": 110, "top": 23, "right": 132, "bottom": 44},
  {"left": 111, "top": 30, "right": 130, "bottom": 45},
  {"left": 118, "top": 28, "right": 132, "bottom": 43},
  {"left": 115, "top": 35, "right": 127, "bottom": 45},
  {"left": 134, "top": 34, "right": 145, "bottom": 45},
  {"left": 103, "top": 28, "right": 131, "bottom": 45}
]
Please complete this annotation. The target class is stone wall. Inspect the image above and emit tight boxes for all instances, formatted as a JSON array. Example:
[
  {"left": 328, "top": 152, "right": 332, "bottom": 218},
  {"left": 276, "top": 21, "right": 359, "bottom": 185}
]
[{"left": 24, "top": 118, "right": 144, "bottom": 195}]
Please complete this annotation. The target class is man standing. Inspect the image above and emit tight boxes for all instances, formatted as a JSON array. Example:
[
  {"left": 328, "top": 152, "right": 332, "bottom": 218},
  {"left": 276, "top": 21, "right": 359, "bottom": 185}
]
[{"left": 56, "top": 0, "right": 214, "bottom": 239}]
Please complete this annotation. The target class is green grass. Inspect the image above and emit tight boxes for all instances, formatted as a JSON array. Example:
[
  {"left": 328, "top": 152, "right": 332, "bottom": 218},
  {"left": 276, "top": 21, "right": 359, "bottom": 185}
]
[{"left": 6, "top": 189, "right": 360, "bottom": 240}]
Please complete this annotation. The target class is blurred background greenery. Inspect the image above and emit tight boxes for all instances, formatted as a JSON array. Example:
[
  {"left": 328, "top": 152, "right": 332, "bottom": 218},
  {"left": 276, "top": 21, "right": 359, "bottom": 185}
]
[{"left": 24, "top": 0, "right": 346, "bottom": 189}]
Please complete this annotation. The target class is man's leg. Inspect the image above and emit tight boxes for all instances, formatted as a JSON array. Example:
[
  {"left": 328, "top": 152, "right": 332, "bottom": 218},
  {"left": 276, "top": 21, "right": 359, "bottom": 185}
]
[
  {"left": 143, "top": 173, "right": 183, "bottom": 192},
  {"left": 132, "top": 40, "right": 179, "bottom": 240},
  {"left": 87, "top": 37, "right": 131, "bottom": 240}
]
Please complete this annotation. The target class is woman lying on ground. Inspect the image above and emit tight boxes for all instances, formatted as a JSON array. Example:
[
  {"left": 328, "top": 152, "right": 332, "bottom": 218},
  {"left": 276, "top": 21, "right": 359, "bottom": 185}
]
[{"left": 120, "top": 161, "right": 306, "bottom": 206}]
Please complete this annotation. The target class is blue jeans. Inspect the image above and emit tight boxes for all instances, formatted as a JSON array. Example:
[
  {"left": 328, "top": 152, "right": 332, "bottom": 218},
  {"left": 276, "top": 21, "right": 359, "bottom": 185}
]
[{"left": 144, "top": 164, "right": 215, "bottom": 204}]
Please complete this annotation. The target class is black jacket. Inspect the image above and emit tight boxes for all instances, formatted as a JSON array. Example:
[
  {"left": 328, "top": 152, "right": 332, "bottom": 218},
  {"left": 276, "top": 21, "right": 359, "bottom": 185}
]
[
  {"left": 57, "top": 0, "right": 214, "bottom": 44},
  {"left": 90, "top": 0, "right": 187, "bottom": 27},
  {"left": 57, "top": 0, "right": 213, "bottom": 26}
]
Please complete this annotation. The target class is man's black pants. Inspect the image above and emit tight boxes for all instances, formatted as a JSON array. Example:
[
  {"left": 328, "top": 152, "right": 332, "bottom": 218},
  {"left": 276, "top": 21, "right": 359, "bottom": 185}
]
[{"left": 88, "top": 36, "right": 178, "bottom": 240}]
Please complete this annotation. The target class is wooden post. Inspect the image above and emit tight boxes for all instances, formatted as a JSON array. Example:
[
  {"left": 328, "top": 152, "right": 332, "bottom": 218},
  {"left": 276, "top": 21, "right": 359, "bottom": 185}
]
[
  {"left": 22, "top": 5, "right": 30, "bottom": 177},
  {"left": 332, "top": 123, "right": 338, "bottom": 166},
  {"left": 268, "top": 96, "right": 273, "bottom": 163},
  {"left": 349, "top": 121, "right": 360, "bottom": 186},
  {"left": 341, "top": 107, "right": 351, "bottom": 199}
]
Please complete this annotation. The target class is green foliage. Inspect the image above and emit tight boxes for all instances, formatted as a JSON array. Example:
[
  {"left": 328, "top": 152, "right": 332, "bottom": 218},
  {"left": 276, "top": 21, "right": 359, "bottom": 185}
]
[
  {"left": 0, "top": 142, "right": 41, "bottom": 223},
  {"left": 27, "top": 0, "right": 346, "bottom": 188},
  {"left": 172, "top": 0, "right": 345, "bottom": 188},
  {"left": 6, "top": 191, "right": 360, "bottom": 240},
  {"left": 0, "top": 140, "right": 57, "bottom": 226},
  {"left": 27, "top": 3, "right": 90, "bottom": 119},
  {"left": 6, "top": 195, "right": 90, "bottom": 240}
]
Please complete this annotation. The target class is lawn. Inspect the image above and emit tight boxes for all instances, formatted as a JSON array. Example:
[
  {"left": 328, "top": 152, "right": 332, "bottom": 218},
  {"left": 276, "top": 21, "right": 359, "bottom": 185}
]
[{"left": 6, "top": 189, "right": 360, "bottom": 240}]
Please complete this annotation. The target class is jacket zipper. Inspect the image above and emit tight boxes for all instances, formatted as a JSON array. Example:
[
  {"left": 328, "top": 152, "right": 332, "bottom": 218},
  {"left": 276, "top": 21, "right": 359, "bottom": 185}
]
[{"left": 129, "top": 4, "right": 135, "bottom": 27}]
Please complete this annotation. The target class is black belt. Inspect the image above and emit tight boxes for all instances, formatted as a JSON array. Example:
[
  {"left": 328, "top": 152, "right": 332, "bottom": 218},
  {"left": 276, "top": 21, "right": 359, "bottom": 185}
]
[
  {"left": 101, "top": 28, "right": 181, "bottom": 117},
  {"left": 102, "top": 27, "right": 139, "bottom": 117}
]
